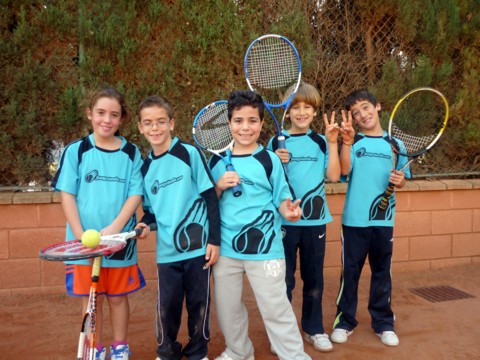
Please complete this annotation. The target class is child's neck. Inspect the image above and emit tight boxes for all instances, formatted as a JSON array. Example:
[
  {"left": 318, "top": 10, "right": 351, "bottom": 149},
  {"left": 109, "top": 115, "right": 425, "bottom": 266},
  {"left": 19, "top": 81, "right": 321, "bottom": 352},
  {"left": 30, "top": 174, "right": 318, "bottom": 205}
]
[
  {"left": 232, "top": 142, "right": 259, "bottom": 155},
  {"left": 93, "top": 133, "right": 122, "bottom": 150}
]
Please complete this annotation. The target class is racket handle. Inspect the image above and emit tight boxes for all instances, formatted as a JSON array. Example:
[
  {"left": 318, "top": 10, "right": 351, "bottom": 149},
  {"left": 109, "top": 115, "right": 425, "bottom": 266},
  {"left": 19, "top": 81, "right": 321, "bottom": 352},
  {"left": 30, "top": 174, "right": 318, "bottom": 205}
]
[
  {"left": 277, "top": 135, "right": 286, "bottom": 149},
  {"left": 135, "top": 222, "right": 158, "bottom": 236},
  {"left": 378, "top": 182, "right": 396, "bottom": 210},
  {"left": 226, "top": 163, "right": 242, "bottom": 197}
]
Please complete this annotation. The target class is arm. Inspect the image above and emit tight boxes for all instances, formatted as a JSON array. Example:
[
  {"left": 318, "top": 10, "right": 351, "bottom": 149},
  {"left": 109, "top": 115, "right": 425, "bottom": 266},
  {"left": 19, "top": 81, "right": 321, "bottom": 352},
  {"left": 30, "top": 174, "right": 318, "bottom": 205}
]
[
  {"left": 60, "top": 191, "right": 83, "bottom": 240},
  {"left": 101, "top": 195, "right": 142, "bottom": 236},
  {"left": 214, "top": 171, "right": 240, "bottom": 198},
  {"left": 339, "top": 110, "right": 356, "bottom": 176},
  {"left": 201, "top": 187, "right": 221, "bottom": 268},
  {"left": 324, "top": 112, "right": 341, "bottom": 182}
]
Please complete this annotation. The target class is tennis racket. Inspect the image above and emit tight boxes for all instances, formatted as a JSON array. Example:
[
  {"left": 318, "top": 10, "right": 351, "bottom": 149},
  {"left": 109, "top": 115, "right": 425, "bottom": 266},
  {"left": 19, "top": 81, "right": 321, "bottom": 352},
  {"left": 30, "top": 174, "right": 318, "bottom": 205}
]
[
  {"left": 39, "top": 223, "right": 158, "bottom": 261},
  {"left": 378, "top": 87, "right": 449, "bottom": 210},
  {"left": 244, "top": 34, "right": 302, "bottom": 149},
  {"left": 77, "top": 256, "right": 101, "bottom": 360},
  {"left": 192, "top": 100, "right": 242, "bottom": 197}
]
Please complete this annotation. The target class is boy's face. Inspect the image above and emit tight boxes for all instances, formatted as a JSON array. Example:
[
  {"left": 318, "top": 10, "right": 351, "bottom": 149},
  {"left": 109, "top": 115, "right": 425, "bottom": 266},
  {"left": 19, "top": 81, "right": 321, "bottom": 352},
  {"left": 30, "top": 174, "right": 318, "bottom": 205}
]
[
  {"left": 229, "top": 105, "right": 263, "bottom": 153},
  {"left": 349, "top": 100, "right": 382, "bottom": 133},
  {"left": 287, "top": 101, "right": 316, "bottom": 133},
  {"left": 138, "top": 106, "right": 174, "bottom": 154}
]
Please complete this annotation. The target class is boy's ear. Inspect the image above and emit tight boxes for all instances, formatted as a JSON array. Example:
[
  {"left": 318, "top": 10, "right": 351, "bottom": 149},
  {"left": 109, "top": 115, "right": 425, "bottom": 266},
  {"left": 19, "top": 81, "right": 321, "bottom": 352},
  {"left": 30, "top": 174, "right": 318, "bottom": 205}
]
[
  {"left": 86, "top": 107, "right": 92, "bottom": 120},
  {"left": 376, "top": 102, "right": 382, "bottom": 111},
  {"left": 169, "top": 118, "right": 175, "bottom": 131}
]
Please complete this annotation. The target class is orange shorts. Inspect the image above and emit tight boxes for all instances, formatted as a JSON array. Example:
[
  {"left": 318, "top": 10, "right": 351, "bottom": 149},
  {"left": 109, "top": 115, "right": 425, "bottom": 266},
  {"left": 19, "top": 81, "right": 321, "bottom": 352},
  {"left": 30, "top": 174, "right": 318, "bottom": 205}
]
[{"left": 65, "top": 264, "right": 146, "bottom": 297}]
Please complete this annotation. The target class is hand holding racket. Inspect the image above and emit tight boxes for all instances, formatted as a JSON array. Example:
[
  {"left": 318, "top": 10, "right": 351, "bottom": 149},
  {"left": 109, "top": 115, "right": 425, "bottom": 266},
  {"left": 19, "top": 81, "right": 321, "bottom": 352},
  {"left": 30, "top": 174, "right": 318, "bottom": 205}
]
[
  {"left": 244, "top": 34, "right": 302, "bottom": 149},
  {"left": 378, "top": 87, "right": 449, "bottom": 210},
  {"left": 39, "top": 223, "right": 158, "bottom": 261},
  {"left": 192, "top": 100, "right": 242, "bottom": 197}
]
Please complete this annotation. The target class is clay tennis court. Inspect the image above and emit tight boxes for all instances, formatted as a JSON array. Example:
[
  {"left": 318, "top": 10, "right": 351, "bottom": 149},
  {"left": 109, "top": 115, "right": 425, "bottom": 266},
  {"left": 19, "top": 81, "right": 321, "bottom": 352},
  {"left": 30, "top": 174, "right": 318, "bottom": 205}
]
[{"left": 1, "top": 263, "right": 479, "bottom": 359}]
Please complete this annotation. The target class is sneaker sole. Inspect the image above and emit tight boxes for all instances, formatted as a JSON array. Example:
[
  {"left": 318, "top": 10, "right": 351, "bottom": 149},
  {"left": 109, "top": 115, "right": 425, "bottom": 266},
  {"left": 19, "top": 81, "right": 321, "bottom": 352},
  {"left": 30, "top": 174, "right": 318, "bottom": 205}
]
[
  {"left": 303, "top": 334, "right": 334, "bottom": 352},
  {"left": 330, "top": 330, "right": 353, "bottom": 344}
]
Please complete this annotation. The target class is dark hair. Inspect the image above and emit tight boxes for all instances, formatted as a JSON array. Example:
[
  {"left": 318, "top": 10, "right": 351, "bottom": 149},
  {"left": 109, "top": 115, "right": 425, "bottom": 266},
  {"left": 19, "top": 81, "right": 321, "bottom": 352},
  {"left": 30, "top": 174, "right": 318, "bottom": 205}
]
[
  {"left": 227, "top": 90, "right": 264, "bottom": 120},
  {"left": 344, "top": 89, "right": 378, "bottom": 110},
  {"left": 137, "top": 95, "right": 174, "bottom": 119},
  {"left": 87, "top": 86, "right": 129, "bottom": 120}
]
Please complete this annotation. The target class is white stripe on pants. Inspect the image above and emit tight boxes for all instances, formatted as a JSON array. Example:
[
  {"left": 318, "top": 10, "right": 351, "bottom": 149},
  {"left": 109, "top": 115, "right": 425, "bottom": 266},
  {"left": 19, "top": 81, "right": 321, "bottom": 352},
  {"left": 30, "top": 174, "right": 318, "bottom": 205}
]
[{"left": 213, "top": 256, "right": 311, "bottom": 360}]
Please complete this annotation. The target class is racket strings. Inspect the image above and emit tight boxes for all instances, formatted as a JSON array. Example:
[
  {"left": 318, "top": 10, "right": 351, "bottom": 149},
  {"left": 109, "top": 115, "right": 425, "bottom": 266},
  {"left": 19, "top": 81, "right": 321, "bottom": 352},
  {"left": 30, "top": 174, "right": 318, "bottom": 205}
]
[
  {"left": 246, "top": 38, "right": 300, "bottom": 105},
  {"left": 392, "top": 124, "right": 436, "bottom": 154},
  {"left": 194, "top": 104, "right": 232, "bottom": 151}
]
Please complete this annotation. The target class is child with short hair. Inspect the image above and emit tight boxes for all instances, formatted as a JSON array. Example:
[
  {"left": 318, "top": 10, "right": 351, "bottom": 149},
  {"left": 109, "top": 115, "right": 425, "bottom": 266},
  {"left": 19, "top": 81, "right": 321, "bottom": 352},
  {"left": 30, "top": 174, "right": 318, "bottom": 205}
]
[
  {"left": 209, "top": 90, "right": 311, "bottom": 360},
  {"left": 135, "top": 95, "right": 220, "bottom": 360},
  {"left": 267, "top": 82, "right": 340, "bottom": 353},
  {"left": 53, "top": 85, "right": 145, "bottom": 360},
  {"left": 331, "top": 89, "right": 410, "bottom": 347}
]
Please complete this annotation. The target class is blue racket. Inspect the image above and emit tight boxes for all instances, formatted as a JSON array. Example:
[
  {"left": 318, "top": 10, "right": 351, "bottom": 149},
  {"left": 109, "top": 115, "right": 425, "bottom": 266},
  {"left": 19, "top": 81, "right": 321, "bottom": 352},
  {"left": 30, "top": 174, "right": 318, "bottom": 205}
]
[{"left": 244, "top": 34, "right": 302, "bottom": 149}]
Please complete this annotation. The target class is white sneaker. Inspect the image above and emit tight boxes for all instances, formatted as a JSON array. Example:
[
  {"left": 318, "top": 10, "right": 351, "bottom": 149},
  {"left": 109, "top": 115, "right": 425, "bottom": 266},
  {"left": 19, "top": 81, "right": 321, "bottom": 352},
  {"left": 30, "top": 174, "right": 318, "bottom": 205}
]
[
  {"left": 109, "top": 344, "right": 131, "bottom": 360},
  {"left": 303, "top": 333, "right": 333, "bottom": 352},
  {"left": 377, "top": 331, "right": 399, "bottom": 346},
  {"left": 214, "top": 351, "right": 254, "bottom": 360},
  {"left": 330, "top": 328, "right": 353, "bottom": 343},
  {"left": 94, "top": 347, "right": 106, "bottom": 360}
]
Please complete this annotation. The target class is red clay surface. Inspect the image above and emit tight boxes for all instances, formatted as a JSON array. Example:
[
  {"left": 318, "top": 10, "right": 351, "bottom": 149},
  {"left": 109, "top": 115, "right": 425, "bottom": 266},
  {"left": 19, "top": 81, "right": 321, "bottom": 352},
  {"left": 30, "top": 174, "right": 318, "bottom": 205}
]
[{"left": 1, "top": 263, "right": 479, "bottom": 359}]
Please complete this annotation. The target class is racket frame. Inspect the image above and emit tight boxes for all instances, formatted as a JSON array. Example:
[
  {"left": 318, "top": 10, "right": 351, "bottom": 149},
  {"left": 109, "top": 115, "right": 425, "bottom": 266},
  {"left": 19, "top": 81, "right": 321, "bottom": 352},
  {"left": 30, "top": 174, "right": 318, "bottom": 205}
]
[
  {"left": 244, "top": 34, "right": 302, "bottom": 149},
  {"left": 378, "top": 87, "right": 449, "bottom": 210},
  {"left": 192, "top": 100, "right": 242, "bottom": 197},
  {"left": 39, "top": 223, "right": 157, "bottom": 261}
]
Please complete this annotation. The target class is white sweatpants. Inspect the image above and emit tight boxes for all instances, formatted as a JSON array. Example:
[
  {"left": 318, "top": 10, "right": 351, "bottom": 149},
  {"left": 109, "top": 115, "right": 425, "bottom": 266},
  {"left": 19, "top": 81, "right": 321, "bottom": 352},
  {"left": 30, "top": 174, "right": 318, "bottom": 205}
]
[{"left": 213, "top": 256, "right": 311, "bottom": 360}]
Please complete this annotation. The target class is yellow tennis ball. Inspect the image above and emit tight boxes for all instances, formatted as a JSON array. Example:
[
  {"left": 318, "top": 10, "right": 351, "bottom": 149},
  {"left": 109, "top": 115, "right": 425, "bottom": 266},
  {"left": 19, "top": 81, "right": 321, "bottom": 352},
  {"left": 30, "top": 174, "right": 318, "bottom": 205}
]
[{"left": 81, "top": 229, "right": 101, "bottom": 248}]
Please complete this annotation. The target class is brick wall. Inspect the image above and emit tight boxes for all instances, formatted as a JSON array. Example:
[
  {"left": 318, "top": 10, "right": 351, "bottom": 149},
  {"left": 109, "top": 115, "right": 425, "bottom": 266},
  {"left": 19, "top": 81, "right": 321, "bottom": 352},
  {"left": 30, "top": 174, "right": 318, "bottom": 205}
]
[{"left": 1, "top": 179, "right": 479, "bottom": 296}]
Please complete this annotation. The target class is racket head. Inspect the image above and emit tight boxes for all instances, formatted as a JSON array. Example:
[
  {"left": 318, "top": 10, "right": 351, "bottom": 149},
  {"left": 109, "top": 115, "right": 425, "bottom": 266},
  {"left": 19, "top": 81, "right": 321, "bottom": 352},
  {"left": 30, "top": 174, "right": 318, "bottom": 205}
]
[
  {"left": 244, "top": 34, "right": 302, "bottom": 109},
  {"left": 39, "top": 224, "right": 157, "bottom": 261},
  {"left": 388, "top": 87, "right": 449, "bottom": 157},
  {"left": 192, "top": 100, "right": 234, "bottom": 155}
]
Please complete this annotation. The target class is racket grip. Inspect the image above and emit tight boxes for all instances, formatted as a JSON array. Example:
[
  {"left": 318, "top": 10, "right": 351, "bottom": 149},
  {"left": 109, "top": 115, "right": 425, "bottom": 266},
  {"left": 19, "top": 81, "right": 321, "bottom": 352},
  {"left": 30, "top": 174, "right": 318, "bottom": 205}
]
[
  {"left": 378, "top": 182, "right": 396, "bottom": 210},
  {"left": 134, "top": 223, "right": 158, "bottom": 236},
  {"left": 277, "top": 136, "right": 286, "bottom": 149},
  {"left": 226, "top": 164, "right": 242, "bottom": 197}
]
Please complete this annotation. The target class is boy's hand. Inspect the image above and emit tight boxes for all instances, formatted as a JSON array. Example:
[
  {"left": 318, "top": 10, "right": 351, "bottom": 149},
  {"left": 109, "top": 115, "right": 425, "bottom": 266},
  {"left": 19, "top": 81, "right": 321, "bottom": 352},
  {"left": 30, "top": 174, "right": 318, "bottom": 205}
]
[
  {"left": 279, "top": 197, "right": 302, "bottom": 222},
  {"left": 389, "top": 169, "right": 406, "bottom": 188},
  {"left": 340, "top": 110, "right": 356, "bottom": 145},
  {"left": 134, "top": 222, "right": 150, "bottom": 239},
  {"left": 217, "top": 171, "right": 241, "bottom": 191},
  {"left": 275, "top": 148, "right": 290, "bottom": 163},
  {"left": 204, "top": 244, "right": 220, "bottom": 269},
  {"left": 324, "top": 111, "right": 340, "bottom": 144}
]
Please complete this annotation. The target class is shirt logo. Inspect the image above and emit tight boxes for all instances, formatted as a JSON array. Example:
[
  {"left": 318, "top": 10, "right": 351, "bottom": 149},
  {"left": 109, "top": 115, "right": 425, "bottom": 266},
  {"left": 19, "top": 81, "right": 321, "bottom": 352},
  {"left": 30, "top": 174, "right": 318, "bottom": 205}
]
[
  {"left": 151, "top": 176, "right": 183, "bottom": 195},
  {"left": 355, "top": 147, "right": 391, "bottom": 160},
  {"left": 85, "top": 170, "right": 126, "bottom": 184}
]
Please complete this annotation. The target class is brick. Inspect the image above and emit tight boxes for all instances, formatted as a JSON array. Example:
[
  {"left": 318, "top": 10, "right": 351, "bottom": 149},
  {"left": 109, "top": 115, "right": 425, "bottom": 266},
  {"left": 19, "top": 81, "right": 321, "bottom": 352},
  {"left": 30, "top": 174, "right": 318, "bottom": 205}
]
[
  {"left": 137, "top": 232, "right": 156, "bottom": 253},
  {"left": 0, "top": 259, "right": 41, "bottom": 289},
  {"left": 393, "top": 260, "right": 431, "bottom": 273},
  {"left": 392, "top": 236, "right": 409, "bottom": 262},
  {"left": 410, "top": 235, "right": 452, "bottom": 260},
  {"left": 450, "top": 189, "right": 480, "bottom": 209},
  {"left": 430, "top": 257, "right": 472, "bottom": 269},
  {"left": 413, "top": 180, "right": 446, "bottom": 191},
  {"left": 472, "top": 256, "right": 480, "bottom": 264},
  {"left": 439, "top": 179, "right": 473, "bottom": 190},
  {"left": 326, "top": 215, "right": 342, "bottom": 241},
  {"left": 324, "top": 266, "right": 342, "bottom": 278},
  {"left": 10, "top": 228, "right": 66, "bottom": 258},
  {"left": 324, "top": 241, "right": 342, "bottom": 268},
  {"left": 395, "top": 192, "right": 410, "bottom": 212},
  {"left": 13, "top": 192, "right": 53, "bottom": 204},
  {"left": 431, "top": 210, "right": 472, "bottom": 234},
  {"left": 0, "top": 230, "right": 8, "bottom": 259},
  {"left": 326, "top": 182, "right": 347, "bottom": 195},
  {"left": 138, "top": 252, "right": 157, "bottom": 281},
  {"left": 326, "top": 194, "right": 345, "bottom": 216},
  {"left": 397, "top": 180, "right": 420, "bottom": 192},
  {"left": 0, "top": 204, "right": 38, "bottom": 229},
  {"left": 38, "top": 203, "right": 66, "bottom": 227},
  {"left": 474, "top": 210, "right": 480, "bottom": 232},
  {"left": 0, "top": 192, "right": 13, "bottom": 205},
  {"left": 452, "top": 233, "right": 480, "bottom": 257},
  {"left": 465, "top": 179, "right": 480, "bottom": 189},
  {"left": 395, "top": 211, "right": 431, "bottom": 237},
  {"left": 409, "top": 191, "right": 450, "bottom": 211},
  {"left": 40, "top": 260, "right": 65, "bottom": 286}
]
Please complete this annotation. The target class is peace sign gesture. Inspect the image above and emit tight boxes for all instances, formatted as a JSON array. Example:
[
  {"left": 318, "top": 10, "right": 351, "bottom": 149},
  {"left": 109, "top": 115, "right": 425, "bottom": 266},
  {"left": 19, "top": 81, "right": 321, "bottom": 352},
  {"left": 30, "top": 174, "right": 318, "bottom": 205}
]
[
  {"left": 323, "top": 111, "right": 339, "bottom": 144},
  {"left": 340, "top": 110, "right": 356, "bottom": 145}
]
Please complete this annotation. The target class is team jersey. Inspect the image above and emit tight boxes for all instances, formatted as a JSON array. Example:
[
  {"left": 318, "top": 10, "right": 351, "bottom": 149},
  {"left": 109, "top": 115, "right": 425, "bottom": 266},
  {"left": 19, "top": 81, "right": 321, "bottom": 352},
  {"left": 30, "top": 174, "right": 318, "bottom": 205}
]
[
  {"left": 267, "top": 129, "right": 332, "bottom": 226},
  {"left": 141, "top": 137, "right": 217, "bottom": 264},
  {"left": 52, "top": 133, "right": 144, "bottom": 267},
  {"left": 342, "top": 132, "right": 411, "bottom": 227},
  {"left": 208, "top": 145, "right": 294, "bottom": 261}
]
